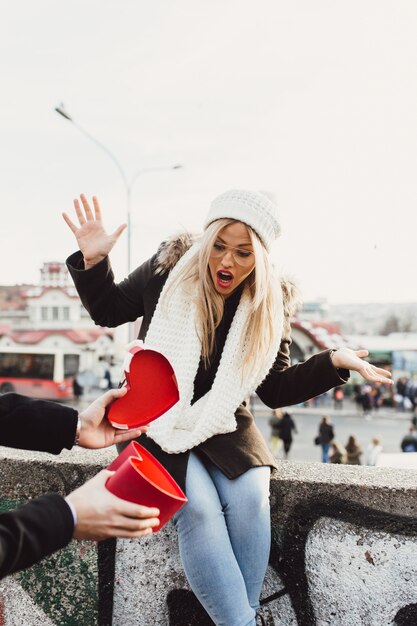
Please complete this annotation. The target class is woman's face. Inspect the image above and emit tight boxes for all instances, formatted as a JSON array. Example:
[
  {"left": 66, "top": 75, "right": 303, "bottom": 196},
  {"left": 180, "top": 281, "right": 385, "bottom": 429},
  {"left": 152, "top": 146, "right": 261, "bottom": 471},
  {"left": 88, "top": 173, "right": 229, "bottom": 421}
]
[{"left": 208, "top": 221, "right": 256, "bottom": 297}]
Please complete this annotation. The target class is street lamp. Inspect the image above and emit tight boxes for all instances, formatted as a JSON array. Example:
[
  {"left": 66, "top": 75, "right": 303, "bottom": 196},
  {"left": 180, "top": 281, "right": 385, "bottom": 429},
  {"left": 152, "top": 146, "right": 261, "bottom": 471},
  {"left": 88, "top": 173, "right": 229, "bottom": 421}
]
[
  {"left": 54, "top": 104, "right": 182, "bottom": 274},
  {"left": 55, "top": 103, "right": 183, "bottom": 339}
]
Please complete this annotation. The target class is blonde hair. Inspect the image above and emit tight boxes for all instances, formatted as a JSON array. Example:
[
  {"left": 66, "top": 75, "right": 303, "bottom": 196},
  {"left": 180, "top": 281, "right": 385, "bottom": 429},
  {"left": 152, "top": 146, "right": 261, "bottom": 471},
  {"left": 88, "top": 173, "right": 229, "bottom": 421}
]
[{"left": 162, "top": 218, "right": 282, "bottom": 378}]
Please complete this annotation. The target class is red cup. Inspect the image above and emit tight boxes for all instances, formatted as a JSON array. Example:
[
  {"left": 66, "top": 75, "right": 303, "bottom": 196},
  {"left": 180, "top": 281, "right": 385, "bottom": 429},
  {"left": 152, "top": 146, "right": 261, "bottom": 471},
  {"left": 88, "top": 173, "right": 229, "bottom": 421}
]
[{"left": 106, "top": 441, "right": 187, "bottom": 530}]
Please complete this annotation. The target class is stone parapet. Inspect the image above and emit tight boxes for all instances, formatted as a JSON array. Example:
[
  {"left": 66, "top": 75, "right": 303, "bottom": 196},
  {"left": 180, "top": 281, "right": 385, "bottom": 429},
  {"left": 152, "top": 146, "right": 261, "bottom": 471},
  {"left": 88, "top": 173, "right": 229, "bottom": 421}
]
[{"left": 0, "top": 448, "right": 416, "bottom": 625}]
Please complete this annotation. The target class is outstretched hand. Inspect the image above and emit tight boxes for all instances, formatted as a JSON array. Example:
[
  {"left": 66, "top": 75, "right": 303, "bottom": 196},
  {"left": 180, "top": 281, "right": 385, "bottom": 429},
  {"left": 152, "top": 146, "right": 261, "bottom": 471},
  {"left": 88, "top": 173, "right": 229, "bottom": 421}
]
[
  {"left": 62, "top": 194, "right": 126, "bottom": 268},
  {"left": 78, "top": 387, "right": 147, "bottom": 449},
  {"left": 331, "top": 348, "right": 393, "bottom": 385}
]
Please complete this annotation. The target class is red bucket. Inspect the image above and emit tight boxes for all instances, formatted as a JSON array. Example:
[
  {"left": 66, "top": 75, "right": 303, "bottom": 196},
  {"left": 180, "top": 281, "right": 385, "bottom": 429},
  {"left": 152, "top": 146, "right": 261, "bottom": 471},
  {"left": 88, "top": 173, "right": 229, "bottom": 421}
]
[{"left": 107, "top": 441, "right": 187, "bottom": 530}]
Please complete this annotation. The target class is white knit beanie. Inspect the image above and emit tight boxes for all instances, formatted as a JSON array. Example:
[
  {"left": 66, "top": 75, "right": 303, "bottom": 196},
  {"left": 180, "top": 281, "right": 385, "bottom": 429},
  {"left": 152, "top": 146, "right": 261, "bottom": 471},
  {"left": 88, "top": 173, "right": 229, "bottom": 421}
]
[{"left": 204, "top": 189, "right": 280, "bottom": 251}]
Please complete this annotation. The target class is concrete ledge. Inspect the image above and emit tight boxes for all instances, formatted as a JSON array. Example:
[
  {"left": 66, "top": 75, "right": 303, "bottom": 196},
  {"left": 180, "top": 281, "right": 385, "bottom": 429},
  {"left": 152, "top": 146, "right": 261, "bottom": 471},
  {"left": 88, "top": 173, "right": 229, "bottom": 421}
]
[
  {"left": 0, "top": 446, "right": 117, "bottom": 626},
  {"left": 0, "top": 450, "right": 417, "bottom": 625}
]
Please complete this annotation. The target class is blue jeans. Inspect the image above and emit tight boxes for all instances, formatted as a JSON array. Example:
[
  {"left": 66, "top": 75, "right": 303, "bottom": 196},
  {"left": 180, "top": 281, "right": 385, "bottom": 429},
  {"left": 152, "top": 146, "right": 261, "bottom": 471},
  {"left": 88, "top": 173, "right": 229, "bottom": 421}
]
[
  {"left": 173, "top": 452, "right": 271, "bottom": 626},
  {"left": 321, "top": 443, "right": 330, "bottom": 463}
]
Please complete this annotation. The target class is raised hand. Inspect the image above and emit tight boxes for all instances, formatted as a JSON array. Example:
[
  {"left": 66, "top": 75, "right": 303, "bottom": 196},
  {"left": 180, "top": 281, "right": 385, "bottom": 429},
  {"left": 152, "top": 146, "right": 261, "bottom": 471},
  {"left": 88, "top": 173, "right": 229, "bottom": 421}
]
[
  {"left": 331, "top": 348, "right": 393, "bottom": 385},
  {"left": 62, "top": 194, "right": 126, "bottom": 268}
]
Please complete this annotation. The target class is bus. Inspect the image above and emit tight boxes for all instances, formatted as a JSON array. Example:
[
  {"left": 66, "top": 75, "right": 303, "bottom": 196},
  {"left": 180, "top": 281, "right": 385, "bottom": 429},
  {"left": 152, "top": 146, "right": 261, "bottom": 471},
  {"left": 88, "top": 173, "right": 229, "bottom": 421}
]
[{"left": 0, "top": 346, "right": 80, "bottom": 400}]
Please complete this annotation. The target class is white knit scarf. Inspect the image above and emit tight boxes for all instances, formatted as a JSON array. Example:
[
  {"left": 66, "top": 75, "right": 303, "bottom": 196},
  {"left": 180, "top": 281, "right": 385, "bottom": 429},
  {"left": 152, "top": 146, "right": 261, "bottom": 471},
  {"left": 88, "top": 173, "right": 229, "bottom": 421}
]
[{"left": 146, "top": 243, "right": 284, "bottom": 453}]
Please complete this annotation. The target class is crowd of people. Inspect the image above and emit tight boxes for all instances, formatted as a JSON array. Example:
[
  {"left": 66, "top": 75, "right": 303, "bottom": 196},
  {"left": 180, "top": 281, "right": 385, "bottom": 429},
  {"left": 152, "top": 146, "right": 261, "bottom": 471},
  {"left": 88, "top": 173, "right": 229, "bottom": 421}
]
[
  {"left": 313, "top": 416, "right": 384, "bottom": 466},
  {"left": 352, "top": 381, "right": 393, "bottom": 418},
  {"left": 268, "top": 410, "right": 388, "bottom": 466},
  {"left": 395, "top": 376, "right": 417, "bottom": 413},
  {"left": 268, "top": 401, "right": 417, "bottom": 467}
]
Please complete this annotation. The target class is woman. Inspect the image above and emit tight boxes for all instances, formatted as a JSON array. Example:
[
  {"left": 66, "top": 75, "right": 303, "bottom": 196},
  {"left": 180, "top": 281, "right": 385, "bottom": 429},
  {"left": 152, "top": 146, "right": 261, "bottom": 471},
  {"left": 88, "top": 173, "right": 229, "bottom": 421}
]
[
  {"left": 63, "top": 190, "right": 392, "bottom": 626},
  {"left": 365, "top": 436, "right": 383, "bottom": 466},
  {"left": 317, "top": 414, "right": 335, "bottom": 463},
  {"left": 276, "top": 410, "right": 297, "bottom": 459},
  {"left": 329, "top": 440, "right": 347, "bottom": 464},
  {"left": 268, "top": 408, "right": 283, "bottom": 457},
  {"left": 345, "top": 434, "right": 362, "bottom": 465}
]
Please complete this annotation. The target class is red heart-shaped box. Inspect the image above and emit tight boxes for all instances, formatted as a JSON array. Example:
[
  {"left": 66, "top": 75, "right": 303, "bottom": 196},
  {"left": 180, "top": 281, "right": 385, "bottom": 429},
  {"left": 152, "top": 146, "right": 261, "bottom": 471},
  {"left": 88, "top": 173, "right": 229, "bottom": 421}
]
[
  {"left": 107, "top": 345, "right": 179, "bottom": 429},
  {"left": 107, "top": 441, "right": 187, "bottom": 530}
]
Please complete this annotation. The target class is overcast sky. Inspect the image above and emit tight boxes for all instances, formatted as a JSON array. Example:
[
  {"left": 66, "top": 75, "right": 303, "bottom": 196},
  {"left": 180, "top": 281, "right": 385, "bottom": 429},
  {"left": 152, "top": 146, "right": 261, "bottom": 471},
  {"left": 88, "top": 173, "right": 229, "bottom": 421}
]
[{"left": 1, "top": 0, "right": 416, "bottom": 304}]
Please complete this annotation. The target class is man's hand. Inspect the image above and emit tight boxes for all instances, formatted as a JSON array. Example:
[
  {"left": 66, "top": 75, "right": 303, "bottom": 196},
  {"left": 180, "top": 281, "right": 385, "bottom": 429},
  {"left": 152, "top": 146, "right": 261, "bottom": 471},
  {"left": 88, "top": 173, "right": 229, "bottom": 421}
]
[
  {"left": 65, "top": 470, "right": 160, "bottom": 541},
  {"left": 78, "top": 387, "right": 146, "bottom": 449}
]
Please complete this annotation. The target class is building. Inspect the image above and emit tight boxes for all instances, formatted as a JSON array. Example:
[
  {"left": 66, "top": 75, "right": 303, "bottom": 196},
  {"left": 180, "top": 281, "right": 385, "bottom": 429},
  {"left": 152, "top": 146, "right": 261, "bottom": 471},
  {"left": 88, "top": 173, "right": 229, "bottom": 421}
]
[
  {"left": 347, "top": 333, "right": 417, "bottom": 377},
  {"left": 290, "top": 319, "right": 349, "bottom": 363},
  {"left": 0, "top": 262, "right": 115, "bottom": 380}
]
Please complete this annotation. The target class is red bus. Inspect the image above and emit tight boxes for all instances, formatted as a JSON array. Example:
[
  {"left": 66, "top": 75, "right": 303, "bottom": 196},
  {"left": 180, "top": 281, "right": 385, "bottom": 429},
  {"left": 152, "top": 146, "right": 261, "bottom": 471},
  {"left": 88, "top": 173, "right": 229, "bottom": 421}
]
[{"left": 0, "top": 347, "right": 80, "bottom": 400}]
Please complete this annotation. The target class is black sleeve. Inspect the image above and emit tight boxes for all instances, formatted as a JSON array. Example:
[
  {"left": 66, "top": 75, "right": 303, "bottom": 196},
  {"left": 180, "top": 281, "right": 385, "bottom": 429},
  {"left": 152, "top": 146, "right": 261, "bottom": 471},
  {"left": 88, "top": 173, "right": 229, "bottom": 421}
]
[
  {"left": 256, "top": 350, "right": 349, "bottom": 409},
  {"left": 0, "top": 494, "right": 74, "bottom": 578},
  {"left": 0, "top": 393, "right": 78, "bottom": 454},
  {"left": 66, "top": 251, "right": 157, "bottom": 327}
]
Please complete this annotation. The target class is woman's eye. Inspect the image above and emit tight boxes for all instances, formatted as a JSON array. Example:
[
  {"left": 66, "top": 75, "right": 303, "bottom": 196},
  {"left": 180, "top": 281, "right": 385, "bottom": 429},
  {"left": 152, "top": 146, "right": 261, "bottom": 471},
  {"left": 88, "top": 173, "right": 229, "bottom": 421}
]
[
  {"left": 213, "top": 242, "right": 225, "bottom": 252},
  {"left": 236, "top": 250, "right": 251, "bottom": 258}
]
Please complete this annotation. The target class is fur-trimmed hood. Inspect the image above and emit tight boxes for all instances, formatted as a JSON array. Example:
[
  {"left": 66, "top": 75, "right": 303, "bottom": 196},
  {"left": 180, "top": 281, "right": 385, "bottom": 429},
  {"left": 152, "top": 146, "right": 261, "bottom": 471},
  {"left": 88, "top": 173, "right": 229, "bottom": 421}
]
[
  {"left": 155, "top": 232, "right": 301, "bottom": 317},
  {"left": 155, "top": 232, "right": 196, "bottom": 275}
]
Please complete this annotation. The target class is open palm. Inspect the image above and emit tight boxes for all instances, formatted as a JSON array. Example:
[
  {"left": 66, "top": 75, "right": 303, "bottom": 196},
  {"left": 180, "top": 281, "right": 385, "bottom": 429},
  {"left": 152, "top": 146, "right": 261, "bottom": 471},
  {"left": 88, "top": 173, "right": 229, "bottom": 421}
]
[
  {"left": 63, "top": 194, "right": 126, "bottom": 267},
  {"left": 332, "top": 348, "right": 393, "bottom": 385}
]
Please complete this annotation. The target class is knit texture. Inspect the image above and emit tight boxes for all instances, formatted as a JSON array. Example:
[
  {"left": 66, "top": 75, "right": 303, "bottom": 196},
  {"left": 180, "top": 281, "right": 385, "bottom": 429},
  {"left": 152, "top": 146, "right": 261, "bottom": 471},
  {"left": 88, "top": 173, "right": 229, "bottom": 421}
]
[
  {"left": 146, "top": 242, "right": 284, "bottom": 453},
  {"left": 204, "top": 189, "right": 280, "bottom": 251}
]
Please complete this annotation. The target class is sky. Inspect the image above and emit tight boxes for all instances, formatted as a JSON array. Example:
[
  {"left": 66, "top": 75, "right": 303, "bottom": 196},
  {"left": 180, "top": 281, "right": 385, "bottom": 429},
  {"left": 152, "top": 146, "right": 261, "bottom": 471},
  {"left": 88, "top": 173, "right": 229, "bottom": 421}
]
[{"left": 1, "top": 0, "right": 416, "bottom": 304}]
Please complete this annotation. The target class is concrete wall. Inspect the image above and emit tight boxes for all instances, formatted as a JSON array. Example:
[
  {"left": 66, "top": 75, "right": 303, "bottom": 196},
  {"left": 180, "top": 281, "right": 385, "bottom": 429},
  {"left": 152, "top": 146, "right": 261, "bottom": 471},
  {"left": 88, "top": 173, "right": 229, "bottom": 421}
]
[
  {"left": 0, "top": 448, "right": 417, "bottom": 626},
  {"left": 0, "top": 446, "right": 115, "bottom": 626}
]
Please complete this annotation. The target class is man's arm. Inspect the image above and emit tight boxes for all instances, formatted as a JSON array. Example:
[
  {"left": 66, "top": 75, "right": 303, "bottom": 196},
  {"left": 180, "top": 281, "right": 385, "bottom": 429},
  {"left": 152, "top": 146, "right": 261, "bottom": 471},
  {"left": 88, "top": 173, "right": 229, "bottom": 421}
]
[
  {"left": 0, "top": 388, "right": 147, "bottom": 453},
  {"left": 0, "top": 494, "right": 74, "bottom": 578},
  {"left": 0, "top": 393, "right": 77, "bottom": 454},
  {"left": 0, "top": 389, "right": 160, "bottom": 579},
  {"left": 0, "top": 472, "right": 160, "bottom": 579}
]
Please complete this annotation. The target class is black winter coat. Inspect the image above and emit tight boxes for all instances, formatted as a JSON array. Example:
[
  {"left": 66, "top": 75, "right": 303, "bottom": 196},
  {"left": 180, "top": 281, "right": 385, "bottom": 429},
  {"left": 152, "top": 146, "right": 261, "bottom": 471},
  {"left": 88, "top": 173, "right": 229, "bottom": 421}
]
[{"left": 0, "top": 393, "right": 77, "bottom": 578}]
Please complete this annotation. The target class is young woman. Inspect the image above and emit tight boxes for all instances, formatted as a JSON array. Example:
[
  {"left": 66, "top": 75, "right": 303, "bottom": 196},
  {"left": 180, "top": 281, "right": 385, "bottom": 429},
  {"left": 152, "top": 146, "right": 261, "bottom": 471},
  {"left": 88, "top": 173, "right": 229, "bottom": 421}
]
[
  {"left": 63, "top": 190, "right": 392, "bottom": 626},
  {"left": 345, "top": 434, "right": 363, "bottom": 465},
  {"left": 329, "top": 440, "right": 347, "bottom": 464}
]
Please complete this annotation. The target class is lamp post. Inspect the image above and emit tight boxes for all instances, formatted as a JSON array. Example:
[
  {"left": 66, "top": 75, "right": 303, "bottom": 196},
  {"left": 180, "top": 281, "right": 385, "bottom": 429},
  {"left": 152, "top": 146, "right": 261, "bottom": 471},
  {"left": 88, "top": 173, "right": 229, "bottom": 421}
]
[
  {"left": 55, "top": 104, "right": 182, "bottom": 339},
  {"left": 55, "top": 104, "right": 182, "bottom": 274}
]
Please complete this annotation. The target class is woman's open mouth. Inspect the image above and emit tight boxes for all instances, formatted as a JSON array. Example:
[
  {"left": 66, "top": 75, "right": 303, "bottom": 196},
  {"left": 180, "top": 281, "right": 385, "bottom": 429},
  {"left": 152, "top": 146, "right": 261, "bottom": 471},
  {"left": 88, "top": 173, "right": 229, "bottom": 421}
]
[{"left": 216, "top": 270, "right": 234, "bottom": 288}]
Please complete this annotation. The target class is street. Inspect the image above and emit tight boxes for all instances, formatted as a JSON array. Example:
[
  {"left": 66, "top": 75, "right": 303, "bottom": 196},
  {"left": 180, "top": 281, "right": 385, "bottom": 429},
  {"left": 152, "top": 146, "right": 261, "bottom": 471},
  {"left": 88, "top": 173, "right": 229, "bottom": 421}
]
[
  {"left": 251, "top": 397, "right": 412, "bottom": 464},
  {"left": 71, "top": 390, "right": 413, "bottom": 465}
]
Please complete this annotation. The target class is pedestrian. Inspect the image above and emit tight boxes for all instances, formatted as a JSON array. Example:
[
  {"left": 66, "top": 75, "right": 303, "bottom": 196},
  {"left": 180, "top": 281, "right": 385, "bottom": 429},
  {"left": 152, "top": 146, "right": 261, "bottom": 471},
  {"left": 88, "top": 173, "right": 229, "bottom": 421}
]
[
  {"left": 400, "top": 427, "right": 417, "bottom": 452},
  {"left": 395, "top": 377, "right": 408, "bottom": 411},
  {"left": 72, "top": 375, "right": 83, "bottom": 399},
  {"left": 63, "top": 191, "right": 393, "bottom": 626},
  {"left": 365, "top": 436, "right": 383, "bottom": 466},
  {"left": 333, "top": 386, "right": 344, "bottom": 409},
  {"left": 277, "top": 410, "right": 297, "bottom": 459},
  {"left": 361, "top": 384, "right": 373, "bottom": 419},
  {"left": 0, "top": 389, "right": 160, "bottom": 579},
  {"left": 317, "top": 415, "right": 335, "bottom": 463},
  {"left": 98, "top": 356, "right": 113, "bottom": 390},
  {"left": 353, "top": 383, "right": 363, "bottom": 413},
  {"left": 268, "top": 408, "right": 283, "bottom": 457},
  {"left": 329, "top": 440, "right": 347, "bottom": 464},
  {"left": 371, "top": 383, "right": 382, "bottom": 411},
  {"left": 345, "top": 434, "right": 362, "bottom": 465}
]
